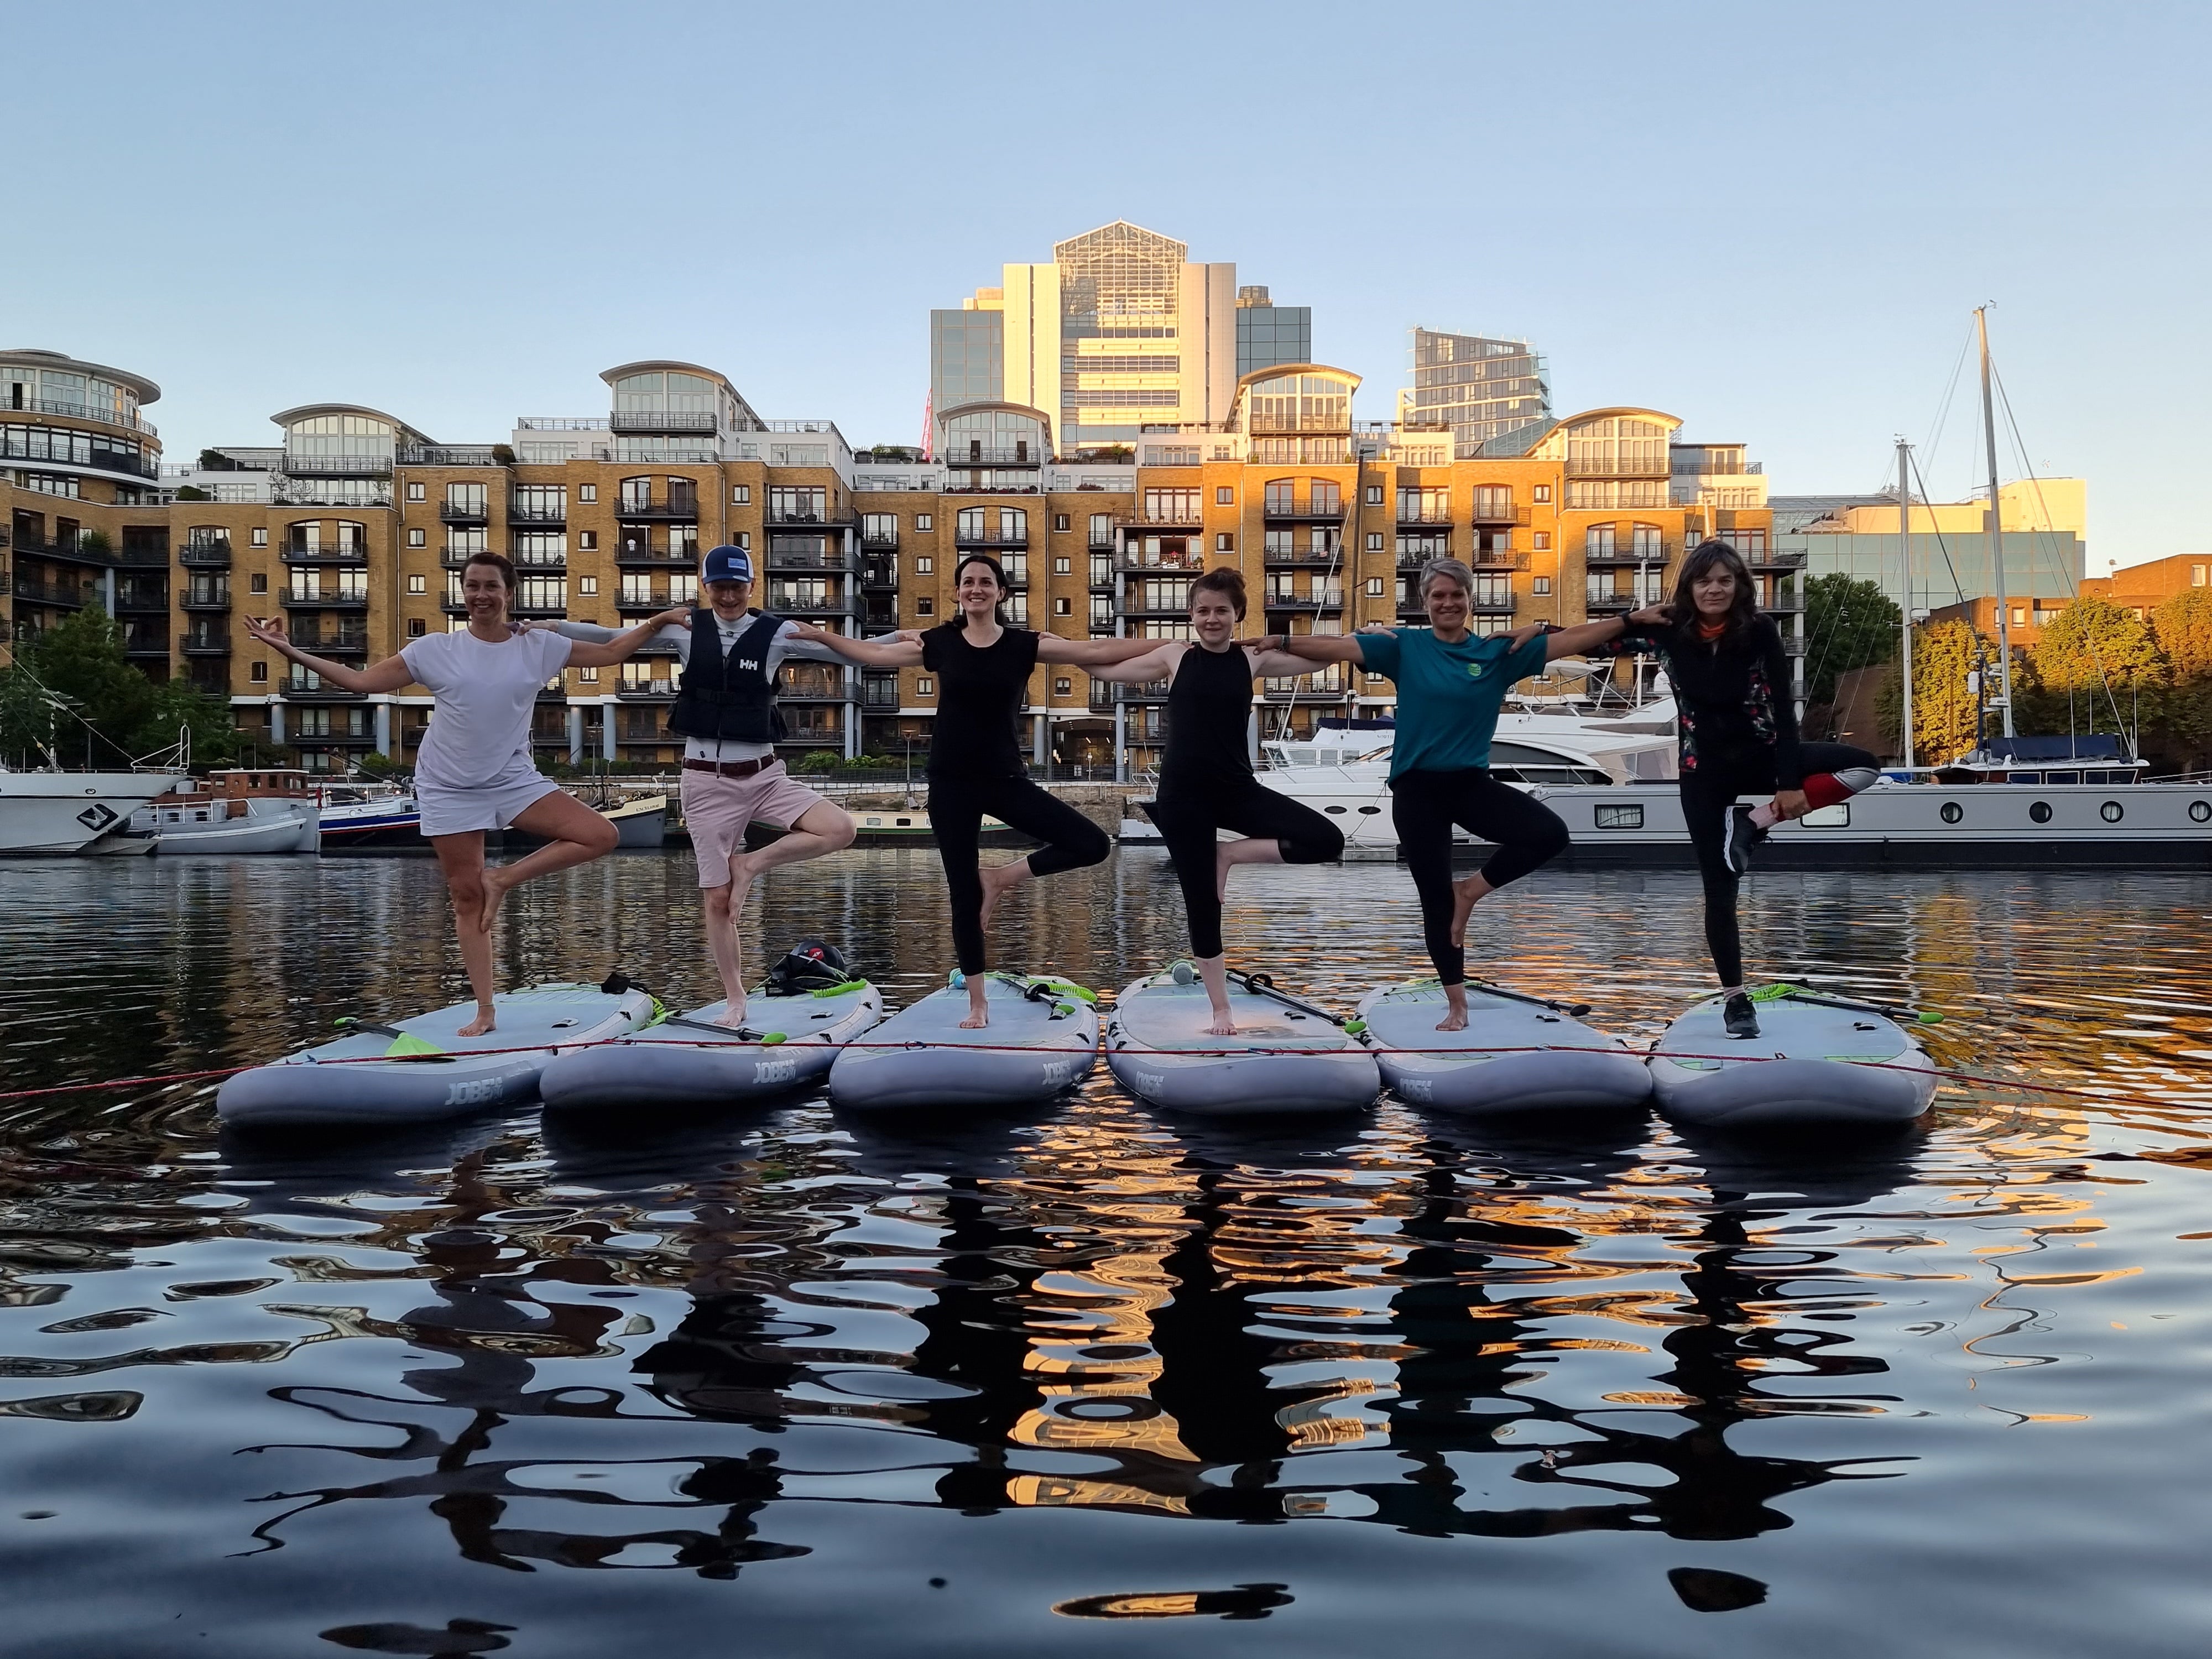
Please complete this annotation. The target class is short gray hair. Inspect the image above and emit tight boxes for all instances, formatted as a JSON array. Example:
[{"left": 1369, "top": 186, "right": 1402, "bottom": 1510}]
[{"left": 1418, "top": 557, "right": 1475, "bottom": 599}]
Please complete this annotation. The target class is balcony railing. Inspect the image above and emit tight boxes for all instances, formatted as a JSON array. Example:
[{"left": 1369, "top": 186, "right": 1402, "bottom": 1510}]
[
  {"left": 1114, "top": 549, "right": 1209, "bottom": 574},
  {"left": 860, "top": 678, "right": 899, "bottom": 709},
  {"left": 617, "top": 679, "right": 679, "bottom": 702},
  {"left": 1263, "top": 589, "right": 1347, "bottom": 611},
  {"left": 1564, "top": 456, "right": 1669, "bottom": 478},
  {"left": 180, "top": 589, "right": 231, "bottom": 611},
  {"left": 1580, "top": 546, "right": 1670, "bottom": 567},
  {"left": 765, "top": 546, "right": 854, "bottom": 571},
  {"left": 766, "top": 589, "right": 854, "bottom": 616},
  {"left": 1580, "top": 593, "right": 1642, "bottom": 614},
  {"left": 1115, "top": 508, "right": 1202, "bottom": 530},
  {"left": 1262, "top": 546, "right": 1343, "bottom": 568},
  {"left": 180, "top": 540, "right": 233, "bottom": 566},
  {"left": 283, "top": 543, "right": 372, "bottom": 563},
  {"left": 951, "top": 527, "right": 1030, "bottom": 549},
  {"left": 1470, "top": 550, "right": 1532, "bottom": 571},
  {"left": 614, "top": 544, "right": 700, "bottom": 567},
  {"left": 439, "top": 499, "right": 491, "bottom": 524},
  {"left": 399, "top": 447, "right": 503, "bottom": 468},
  {"left": 860, "top": 560, "right": 896, "bottom": 589},
  {"left": 616, "top": 591, "right": 690, "bottom": 614},
  {"left": 1469, "top": 502, "right": 1533, "bottom": 526},
  {"left": 780, "top": 667, "right": 851, "bottom": 701},
  {"left": 114, "top": 544, "right": 170, "bottom": 566},
  {"left": 615, "top": 495, "right": 702, "bottom": 521},
  {"left": 179, "top": 632, "right": 231, "bottom": 656},
  {"left": 942, "top": 449, "right": 1042, "bottom": 467},
  {"left": 8, "top": 397, "right": 158, "bottom": 436},
  {"left": 858, "top": 528, "right": 898, "bottom": 550},
  {"left": 283, "top": 591, "right": 371, "bottom": 610},
  {"left": 112, "top": 591, "right": 170, "bottom": 614},
  {"left": 282, "top": 671, "right": 364, "bottom": 698},
  {"left": 610, "top": 410, "right": 717, "bottom": 433},
  {"left": 271, "top": 483, "right": 394, "bottom": 507},
  {"left": 282, "top": 453, "right": 395, "bottom": 477},
  {"left": 1393, "top": 510, "right": 1453, "bottom": 528},
  {"left": 12, "top": 576, "right": 91, "bottom": 608},
  {"left": 508, "top": 503, "right": 567, "bottom": 524},
  {"left": 292, "top": 630, "right": 370, "bottom": 654},
  {"left": 1743, "top": 548, "right": 1807, "bottom": 572},
  {"left": 1248, "top": 414, "right": 1352, "bottom": 434}
]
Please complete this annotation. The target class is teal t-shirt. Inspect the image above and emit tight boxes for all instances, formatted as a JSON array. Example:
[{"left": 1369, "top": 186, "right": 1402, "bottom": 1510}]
[{"left": 1357, "top": 627, "right": 1551, "bottom": 778}]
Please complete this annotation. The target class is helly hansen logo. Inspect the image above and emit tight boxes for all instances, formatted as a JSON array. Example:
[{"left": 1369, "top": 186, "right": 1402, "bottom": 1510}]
[{"left": 737, "top": 658, "right": 762, "bottom": 672}]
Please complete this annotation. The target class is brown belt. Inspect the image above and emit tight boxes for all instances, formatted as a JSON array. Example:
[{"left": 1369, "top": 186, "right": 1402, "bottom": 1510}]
[{"left": 682, "top": 756, "right": 778, "bottom": 779}]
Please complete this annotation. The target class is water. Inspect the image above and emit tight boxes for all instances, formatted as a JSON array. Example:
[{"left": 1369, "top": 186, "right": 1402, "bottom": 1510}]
[{"left": 2, "top": 851, "right": 2210, "bottom": 1658}]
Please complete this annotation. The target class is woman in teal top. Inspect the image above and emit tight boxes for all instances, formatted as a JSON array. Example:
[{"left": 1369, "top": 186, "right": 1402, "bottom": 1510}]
[{"left": 1282, "top": 558, "right": 1626, "bottom": 1029}]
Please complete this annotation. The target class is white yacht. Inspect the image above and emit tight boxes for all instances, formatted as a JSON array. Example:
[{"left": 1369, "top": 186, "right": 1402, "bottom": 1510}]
[
  {"left": 0, "top": 765, "right": 187, "bottom": 854},
  {"left": 127, "top": 768, "right": 321, "bottom": 855}
]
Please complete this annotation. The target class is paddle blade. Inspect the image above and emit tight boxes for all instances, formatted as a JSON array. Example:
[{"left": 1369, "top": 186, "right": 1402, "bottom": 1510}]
[{"left": 383, "top": 1033, "right": 444, "bottom": 1058}]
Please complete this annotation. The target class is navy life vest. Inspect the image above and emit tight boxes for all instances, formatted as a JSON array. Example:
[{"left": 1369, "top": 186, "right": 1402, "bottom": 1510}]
[{"left": 667, "top": 608, "right": 787, "bottom": 743}]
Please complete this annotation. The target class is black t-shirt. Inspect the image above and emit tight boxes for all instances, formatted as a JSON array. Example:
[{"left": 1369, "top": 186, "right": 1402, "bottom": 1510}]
[
  {"left": 1161, "top": 641, "right": 1256, "bottom": 785},
  {"left": 920, "top": 622, "right": 1040, "bottom": 778}
]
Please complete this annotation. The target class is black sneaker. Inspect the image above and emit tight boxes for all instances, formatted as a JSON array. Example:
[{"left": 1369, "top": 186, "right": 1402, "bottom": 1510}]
[
  {"left": 1723, "top": 991, "right": 1760, "bottom": 1040},
  {"left": 1722, "top": 806, "right": 1768, "bottom": 876}
]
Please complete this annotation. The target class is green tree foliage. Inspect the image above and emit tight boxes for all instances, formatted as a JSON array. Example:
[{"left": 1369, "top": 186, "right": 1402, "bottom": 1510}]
[
  {"left": 1802, "top": 573, "right": 1901, "bottom": 704},
  {"left": 2152, "top": 587, "right": 2212, "bottom": 685},
  {"left": 2016, "top": 596, "right": 2167, "bottom": 740},
  {"left": 0, "top": 609, "right": 239, "bottom": 768},
  {"left": 1877, "top": 618, "right": 1986, "bottom": 763}
]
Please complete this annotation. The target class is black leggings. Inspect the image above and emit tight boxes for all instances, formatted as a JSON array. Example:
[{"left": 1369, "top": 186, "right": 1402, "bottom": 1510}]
[
  {"left": 1678, "top": 740, "right": 1879, "bottom": 987},
  {"left": 930, "top": 771, "right": 1111, "bottom": 975},
  {"left": 1146, "top": 774, "right": 1344, "bottom": 959},
  {"left": 1389, "top": 768, "right": 1569, "bottom": 987}
]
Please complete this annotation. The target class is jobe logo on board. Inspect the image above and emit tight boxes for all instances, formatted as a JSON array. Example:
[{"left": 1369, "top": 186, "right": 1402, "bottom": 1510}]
[
  {"left": 754, "top": 1058, "right": 797, "bottom": 1086},
  {"left": 442, "top": 1077, "right": 505, "bottom": 1108},
  {"left": 1041, "top": 1060, "right": 1074, "bottom": 1087}
]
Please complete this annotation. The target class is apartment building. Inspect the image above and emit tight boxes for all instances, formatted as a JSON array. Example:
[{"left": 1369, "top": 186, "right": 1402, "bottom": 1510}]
[
  {"left": 2083, "top": 552, "right": 2210, "bottom": 618},
  {"left": 1397, "top": 328, "right": 1552, "bottom": 456},
  {"left": 2, "top": 347, "right": 1779, "bottom": 779}
]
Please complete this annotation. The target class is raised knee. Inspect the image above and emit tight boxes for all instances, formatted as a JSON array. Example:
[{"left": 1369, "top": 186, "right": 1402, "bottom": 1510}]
[
  {"left": 1073, "top": 821, "right": 1112, "bottom": 865},
  {"left": 585, "top": 817, "right": 620, "bottom": 855},
  {"left": 823, "top": 812, "right": 857, "bottom": 851}
]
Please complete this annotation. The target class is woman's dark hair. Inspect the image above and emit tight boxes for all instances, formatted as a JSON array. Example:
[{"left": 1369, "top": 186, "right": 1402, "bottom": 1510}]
[
  {"left": 952, "top": 553, "right": 1010, "bottom": 625},
  {"left": 1191, "top": 565, "right": 1248, "bottom": 620},
  {"left": 1670, "top": 539, "right": 1759, "bottom": 639},
  {"left": 462, "top": 551, "right": 517, "bottom": 593}
]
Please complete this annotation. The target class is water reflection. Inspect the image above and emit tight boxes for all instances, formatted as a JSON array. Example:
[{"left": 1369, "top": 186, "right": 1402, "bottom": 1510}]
[{"left": 0, "top": 856, "right": 2208, "bottom": 1652}]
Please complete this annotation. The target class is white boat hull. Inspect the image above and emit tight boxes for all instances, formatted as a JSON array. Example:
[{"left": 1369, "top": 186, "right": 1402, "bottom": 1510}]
[{"left": 0, "top": 771, "right": 187, "bottom": 854}]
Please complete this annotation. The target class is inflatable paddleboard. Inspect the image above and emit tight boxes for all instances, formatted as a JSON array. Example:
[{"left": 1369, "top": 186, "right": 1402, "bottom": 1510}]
[
  {"left": 539, "top": 979, "right": 884, "bottom": 1114},
  {"left": 828, "top": 972, "right": 1099, "bottom": 1112},
  {"left": 1650, "top": 985, "right": 1939, "bottom": 1128},
  {"left": 217, "top": 981, "right": 656, "bottom": 1130},
  {"left": 1358, "top": 979, "right": 1652, "bottom": 1116},
  {"left": 1107, "top": 964, "right": 1378, "bottom": 1115}
]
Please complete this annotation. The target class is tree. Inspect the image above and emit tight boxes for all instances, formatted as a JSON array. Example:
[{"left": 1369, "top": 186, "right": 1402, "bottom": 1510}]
[
  {"left": 1802, "top": 572, "right": 1901, "bottom": 705},
  {"left": 2152, "top": 587, "right": 2212, "bottom": 686},
  {"left": 2017, "top": 595, "right": 2167, "bottom": 740},
  {"left": 1877, "top": 618, "right": 1985, "bottom": 763},
  {"left": 0, "top": 610, "right": 239, "bottom": 769}
]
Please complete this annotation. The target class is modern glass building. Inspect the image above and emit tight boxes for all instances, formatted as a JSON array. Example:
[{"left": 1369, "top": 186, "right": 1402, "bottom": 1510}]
[
  {"left": 1400, "top": 328, "right": 1552, "bottom": 456},
  {"left": 928, "top": 309, "right": 1003, "bottom": 422},
  {"left": 1235, "top": 285, "right": 1312, "bottom": 377}
]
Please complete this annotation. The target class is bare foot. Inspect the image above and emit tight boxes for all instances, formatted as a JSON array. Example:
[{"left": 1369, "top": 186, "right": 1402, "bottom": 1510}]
[
  {"left": 1435, "top": 986, "right": 1469, "bottom": 1032},
  {"left": 458, "top": 1005, "right": 497, "bottom": 1037},
  {"left": 978, "top": 861, "right": 1025, "bottom": 931},
  {"left": 1448, "top": 874, "right": 1492, "bottom": 949},
  {"left": 1214, "top": 843, "right": 1232, "bottom": 902},
  {"left": 476, "top": 869, "right": 513, "bottom": 934},
  {"left": 1206, "top": 1010, "right": 1239, "bottom": 1037},
  {"left": 713, "top": 998, "right": 749, "bottom": 1029},
  {"left": 959, "top": 983, "right": 992, "bottom": 1030}
]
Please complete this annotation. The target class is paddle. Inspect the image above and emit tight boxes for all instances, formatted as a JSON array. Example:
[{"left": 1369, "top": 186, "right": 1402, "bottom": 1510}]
[
  {"left": 658, "top": 1015, "right": 786, "bottom": 1045},
  {"left": 1755, "top": 984, "right": 1943, "bottom": 1026},
  {"left": 331, "top": 1018, "right": 447, "bottom": 1060},
  {"left": 1227, "top": 970, "right": 1363, "bottom": 1033},
  {"left": 1468, "top": 979, "right": 1593, "bottom": 1019}
]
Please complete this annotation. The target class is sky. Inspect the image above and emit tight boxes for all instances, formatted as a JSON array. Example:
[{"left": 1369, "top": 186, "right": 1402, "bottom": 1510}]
[{"left": 8, "top": 1, "right": 2208, "bottom": 568}]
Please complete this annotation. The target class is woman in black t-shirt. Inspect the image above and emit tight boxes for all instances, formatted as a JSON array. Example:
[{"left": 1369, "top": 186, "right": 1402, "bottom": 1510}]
[{"left": 794, "top": 555, "right": 1148, "bottom": 1026}]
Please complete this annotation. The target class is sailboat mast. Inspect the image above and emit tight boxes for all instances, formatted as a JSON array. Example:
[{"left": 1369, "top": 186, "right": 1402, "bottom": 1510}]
[
  {"left": 1976, "top": 306, "right": 2017, "bottom": 738},
  {"left": 1896, "top": 437, "right": 1914, "bottom": 768}
]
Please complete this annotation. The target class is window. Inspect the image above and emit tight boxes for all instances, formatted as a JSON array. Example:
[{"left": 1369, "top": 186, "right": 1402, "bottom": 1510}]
[
  {"left": 1595, "top": 804, "right": 1644, "bottom": 830},
  {"left": 404, "top": 528, "right": 423, "bottom": 547},
  {"left": 1054, "top": 597, "right": 1072, "bottom": 616},
  {"left": 1366, "top": 533, "right": 1384, "bottom": 551},
  {"left": 916, "top": 513, "right": 932, "bottom": 530},
  {"left": 732, "top": 484, "right": 751, "bottom": 504},
  {"left": 578, "top": 576, "right": 598, "bottom": 595},
  {"left": 1216, "top": 533, "right": 1234, "bottom": 552},
  {"left": 1055, "top": 676, "right": 1072, "bottom": 695},
  {"left": 406, "top": 482, "right": 425, "bottom": 502},
  {"left": 916, "top": 597, "right": 934, "bottom": 616},
  {"left": 1053, "top": 556, "right": 1071, "bottom": 575},
  {"left": 1088, "top": 512, "right": 1112, "bottom": 547},
  {"left": 251, "top": 661, "right": 268, "bottom": 682},
  {"left": 1365, "top": 576, "right": 1385, "bottom": 597},
  {"left": 407, "top": 574, "right": 426, "bottom": 594},
  {"left": 407, "top": 618, "right": 427, "bottom": 638},
  {"left": 917, "top": 677, "right": 934, "bottom": 696},
  {"left": 915, "top": 556, "right": 933, "bottom": 575},
  {"left": 578, "top": 483, "right": 597, "bottom": 503},
  {"left": 1532, "top": 484, "right": 1552, "bottom": 503},
  {"left": 1364, "top": 485, "right": 1384, "bottom": 505},
  {"left": 249, "top": 572, "right": 268, "bottom": 594},
  {"left": 2011, "top": 607, "right": 2026, "bottom": 626},
  {"left": 1054, "top": 513, "right": 1071, "bottom": 532},
  {"left": 1533, "top": 531, "right": 1551, "bottom": 550},
  {"left": 1534, "top": 576, "right": 1551, "bottom": 595},
  {"left": 1215, "top": 487, "right": 1234, "bottom": 505},
  {"left": 252, "top": 528, "right": 268, "bottom": 546},
  {"left": 578, "top": 531, "right": 597, "bottom": 550}
]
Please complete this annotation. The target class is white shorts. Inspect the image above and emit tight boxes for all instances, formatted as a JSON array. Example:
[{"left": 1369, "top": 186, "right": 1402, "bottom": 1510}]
[
  {"left": 415, "top": 759, "right": 565, "bottom": 838},
  {"left": 681, "top": 761, "right": 835, "bottom": 887}
]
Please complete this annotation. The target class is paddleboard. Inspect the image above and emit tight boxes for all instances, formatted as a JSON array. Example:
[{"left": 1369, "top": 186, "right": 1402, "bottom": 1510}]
[
  {"left": 828, "top": 972, "right": 1099, "bottom": 1111},
  {"left": 539, "top": 979, "right": 884, "bottom": 1114},
  {"left": 1107, "top": 964, "right": 1378, "bottom": 1115},
  {"left": 1649, "top": 985, "right": 1939, "bottom": 1128},
  {"left": 1358, "top": 979, "right": 1652, "bottom": 1115},
  {"left": 216, "top": 981, "right": 657, "bottom": 1130}
]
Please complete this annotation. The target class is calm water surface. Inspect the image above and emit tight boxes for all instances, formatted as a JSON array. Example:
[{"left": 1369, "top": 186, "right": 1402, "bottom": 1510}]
[{"left": 1, "top": 851, "right": 2209, "bottom": 1657}]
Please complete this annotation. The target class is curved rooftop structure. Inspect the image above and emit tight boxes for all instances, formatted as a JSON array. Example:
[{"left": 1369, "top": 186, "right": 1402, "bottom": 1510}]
[{"left": 1, "top": 347, "right": 160, "bottom": 405}]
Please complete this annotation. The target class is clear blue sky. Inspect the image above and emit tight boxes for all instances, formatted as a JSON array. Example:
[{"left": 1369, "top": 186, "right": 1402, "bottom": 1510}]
[{"left": 9, "top": 1, "right": 2206, "bottom": 567}]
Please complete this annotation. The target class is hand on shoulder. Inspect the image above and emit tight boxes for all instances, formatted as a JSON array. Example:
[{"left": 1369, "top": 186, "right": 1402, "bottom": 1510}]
[
  {"left": 1358, "top": 620, "right": 1396, "bottom": 634},
  {"left": 1627, "top": 603, "right": 1674, "bottom": 628}
]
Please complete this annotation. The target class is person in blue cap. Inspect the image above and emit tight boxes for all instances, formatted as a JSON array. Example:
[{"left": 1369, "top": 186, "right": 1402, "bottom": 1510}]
[{"left": 555, "top": 544, "right": 857, "bottom": 1025}]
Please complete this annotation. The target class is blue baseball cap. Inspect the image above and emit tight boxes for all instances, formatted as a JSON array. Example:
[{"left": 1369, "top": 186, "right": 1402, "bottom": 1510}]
[{"left": 702, "top": 545, "right": 753, "bottom": 583}]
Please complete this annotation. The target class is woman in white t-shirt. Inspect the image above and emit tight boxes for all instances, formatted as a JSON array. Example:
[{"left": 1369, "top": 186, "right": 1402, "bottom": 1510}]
[{"left": 246, "top": 552, "right": 683, "bottom": 1034}]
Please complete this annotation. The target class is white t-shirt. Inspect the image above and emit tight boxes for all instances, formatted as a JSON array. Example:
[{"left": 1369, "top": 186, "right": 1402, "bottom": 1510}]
[
  {"left": 400, "top": 627, "right": 574, "bottom": 790},
  {"left": 557, "top": 612, "right": 841, "bottom": 763}
]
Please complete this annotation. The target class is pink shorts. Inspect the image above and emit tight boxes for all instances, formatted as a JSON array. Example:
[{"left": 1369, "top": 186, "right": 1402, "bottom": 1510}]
[{"left": 680, "top": 761, "right": 836, "bottom": 888}]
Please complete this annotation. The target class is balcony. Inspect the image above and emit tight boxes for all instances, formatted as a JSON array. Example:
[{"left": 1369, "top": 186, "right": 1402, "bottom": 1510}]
[
  {"left": 858, "top": 526, "right": 899, "bottom": 551},
  {"left": 281, "top": 453, "right": 394, "bottom": 478},
  {"left": 1580, "top": 593, "right": 1642, "bottom": 614},
  {"left": 283, "top": 543, "right": 372, "bottom": 564},
  {"left": 9, "top": 396, "right": 158, "bottom": 437},
  {"left": 114, "top": 543, "right": 170, "bottom": 566},
  {"left": 180, "top": 631, "right": 231, "bottom": 656},
  {"left": 1564, "top": 456, "right": 1669, "bottom": 479},
  {"left": 292, "top": 727, "right": 379, "bottom": 746},
  {"left": 942, "top": 448, "right": 1042, "bottom": 468},
  {"left": 1249, "top": 414, "right": 1352, "bottom": 435},
  {"left": 180, "top": 540, "right": 233, "bottom": 566},
  {"left": 611, "top": 410, "right": 717, "bottom": 434},
  {"left": 439, "top": 499, "right": 491, "bottom": 525},
  {"left": 860, "top": 677, "right": 899, "bottom": 710},
  {"left": 780, "top": 666, "right": 851, "bottom": 702},
  {"left": 1393, "top": 510, "right": 1453, "bottom": 529},
  {"left": 180, "top": 588, "right": 231, "bottom": 612},
  {"left": 765, "top": 545, "right": 854, "bottom": 572},
  {"left": 616, "top": 494, "right": 702, "bottom": 522},
  {"left": 1088, "top": 531, "right": 1115, "bottom": 551},
  {"left": 1470, "top": 549, "right": 1532, "bottom": 571},
  {"left": 1117, "top": 597, "right": 1193, "bottom": 620},
  {"left": 614, "top": 543, "right": 698, "bottom": 567},
  {"left": 509, "top": 601, "right": 567, "bottom": 620},
  {"left": 12, "top": 576, "right": 91, "bottom": 608},
  {"left": 764, "top": 508, "right": 844, "bottom": 529},
  {"left": 1263, "top": 589, "right": 1347, "bottom": 613},
  {"left": 1262, "top": 546, "right": 1343, "bottom": 568},
  {"left": 952, "top": 526, "right": 1030, "bottom": 550},
  {"left": 766, "top": 589, "right": 854, "bottom": 619},
  {"left": 512, "top": 551, "right": 567, "bottom": 572},
  {"left": 399, "top": 446, "right": 503, "bottom": 468},
  {"left": 508, "top": 503, "right": 567, "bottom": 524},
  {"left": 1113, "top": 549, "right": 1209, "bottom": 576},
  {"left": 1468, "top": 592, "right": 1517, "bottom": 614},
  {"left": 1261, "top": 673, "right": 1350, "bottom": 703},
  {"left": 123, "top": 632, "right": 170, "bottom": 659},
  {"left": 1743, "top": 548, "right": 1807, "bottom": 574},
  {"left": 1469, "top": 502, "right": 1533, "bottom": 527},
  {"left": 292, "top": 630, "right": 370, "bottom": 655},
  {"left": 616, "top": 591, "right": 690, "bottom": 614},
  {"left": 1579, "top": 546, "right": 1670, "bottom": 568},
  {"left": 113, "top": 591, "right": 170, "bottom": 615},
  {"left": 282, "top": 674, "right": 364, "bottom": 701},
  {"left": 285, "top": 591, "right": 370, "bottom": 611},
  {"left": 859, "top": 559, "right": 896, "bottom": 590},
  {"left": 617, "top": 679, "right": 679, "bottom": 702},
  {"left": 1759, "top": 588, "right": 1809, "bottom": 613},
  {"left": 1116, "top": 507, "right": 1202, "bottom": 531}
]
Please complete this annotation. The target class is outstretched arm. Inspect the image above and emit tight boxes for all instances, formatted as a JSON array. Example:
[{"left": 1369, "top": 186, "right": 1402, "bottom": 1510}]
[
  {"left": 562, "top": 608, "right": 690, "bottom": 669},
  {"left": 1086, "top": 642, "right": 1182, "bottom": 685},
  {"left": 784, "top": 622, "right": 923, "bottom": 667},
  {"left": 1540, "top": 615, "right": 1628, "bottom": 661},
  {"left": 243, "top": 615, "right": 413, "bottom": 694},
  {"left": 1037, "top": 633, "right": 1160, "bottom": 666},
  {"left": 1275, "top": 631, "right": 1368, "bottom": 665}
]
